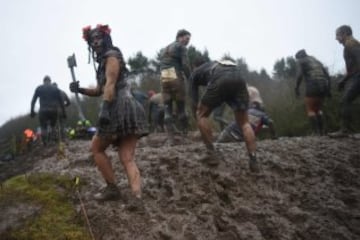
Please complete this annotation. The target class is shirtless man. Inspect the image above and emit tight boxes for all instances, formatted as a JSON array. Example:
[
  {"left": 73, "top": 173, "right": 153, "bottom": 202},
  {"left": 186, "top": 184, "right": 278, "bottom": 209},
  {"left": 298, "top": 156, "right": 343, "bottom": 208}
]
[{"left": 329, "top": 25, "right": 360, "bottom": 137}]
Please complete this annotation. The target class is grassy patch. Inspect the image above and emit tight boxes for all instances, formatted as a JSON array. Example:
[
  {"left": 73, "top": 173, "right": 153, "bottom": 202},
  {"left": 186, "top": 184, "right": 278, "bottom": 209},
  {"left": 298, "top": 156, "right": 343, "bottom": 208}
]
[{"left": 0, "top": 173, "right": 90, "bottom": 240}]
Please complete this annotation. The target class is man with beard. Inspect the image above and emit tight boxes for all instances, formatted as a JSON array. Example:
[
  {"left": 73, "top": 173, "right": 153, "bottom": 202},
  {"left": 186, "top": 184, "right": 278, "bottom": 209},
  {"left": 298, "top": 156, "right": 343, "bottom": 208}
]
[{"left": 329, "top": 25, "right": 360, "bottom": 137}]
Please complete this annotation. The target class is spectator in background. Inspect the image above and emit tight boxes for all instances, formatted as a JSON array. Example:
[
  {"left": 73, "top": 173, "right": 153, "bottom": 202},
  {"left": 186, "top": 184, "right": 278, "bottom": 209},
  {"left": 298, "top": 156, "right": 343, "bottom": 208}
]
[
  {"left": 148, "top": 90, "right": 165, "bottom": 132},
  {"left": 30, "top": 75, "right": 65, "bottom": 146}
]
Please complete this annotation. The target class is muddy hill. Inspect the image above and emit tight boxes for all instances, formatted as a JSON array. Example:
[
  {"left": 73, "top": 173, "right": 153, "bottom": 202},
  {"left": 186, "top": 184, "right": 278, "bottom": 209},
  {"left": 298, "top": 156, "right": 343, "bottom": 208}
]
[{"left": 1, "top": 133, "right": 360, "bottom": 240}]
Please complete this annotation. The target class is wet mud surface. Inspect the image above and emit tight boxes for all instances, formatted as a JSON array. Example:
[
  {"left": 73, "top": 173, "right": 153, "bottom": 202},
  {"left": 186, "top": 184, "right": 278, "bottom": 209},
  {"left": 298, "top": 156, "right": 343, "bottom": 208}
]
[{"left": 1, "top": 134, "right": 360, "bottom": 240}]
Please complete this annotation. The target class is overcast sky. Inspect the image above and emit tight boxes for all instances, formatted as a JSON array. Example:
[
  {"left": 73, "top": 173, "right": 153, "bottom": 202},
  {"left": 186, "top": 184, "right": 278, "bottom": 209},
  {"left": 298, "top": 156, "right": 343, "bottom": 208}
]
[{"left": 0, "top": 0, "right": 359, "bottom": 127}]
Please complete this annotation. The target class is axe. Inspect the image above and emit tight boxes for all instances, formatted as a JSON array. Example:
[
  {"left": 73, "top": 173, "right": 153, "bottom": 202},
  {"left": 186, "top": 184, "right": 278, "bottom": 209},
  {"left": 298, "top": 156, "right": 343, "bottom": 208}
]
[{"left": 67, "top": 53, "right": 86, "bottom": 121}]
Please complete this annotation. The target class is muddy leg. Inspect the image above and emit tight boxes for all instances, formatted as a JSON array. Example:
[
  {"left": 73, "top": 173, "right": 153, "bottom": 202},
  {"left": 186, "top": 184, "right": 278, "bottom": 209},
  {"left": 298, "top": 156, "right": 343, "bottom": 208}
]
[
  {"left": 196, "top": 104, "right": 214, "bottom": 150},
  {"left": 234, "top": 110, "right": 258, "bottom": 172},
  {"left": 91, "top": 135, "right": 115, "bottom": 184},
  {"left": 118, "top": 135, "right": 141, "bottom": 198}
]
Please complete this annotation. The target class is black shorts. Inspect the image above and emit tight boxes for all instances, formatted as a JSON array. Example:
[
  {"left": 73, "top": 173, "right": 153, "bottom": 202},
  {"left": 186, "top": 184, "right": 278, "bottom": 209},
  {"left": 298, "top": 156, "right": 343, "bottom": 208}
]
[
  {"left": 305, "top": 78, "right": 328, "bottom": 97},
  {"left": 200, "top": 70, "right": 248, "bottom": 111},
  {"left": 39, "top": 110, "right": 58, "bottom": 129}
]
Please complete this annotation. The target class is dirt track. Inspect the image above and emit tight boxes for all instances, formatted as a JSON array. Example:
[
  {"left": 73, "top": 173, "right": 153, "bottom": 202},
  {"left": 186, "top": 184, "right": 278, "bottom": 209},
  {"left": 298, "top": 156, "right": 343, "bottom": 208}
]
[{"left": 1, "top": 134, "right": 360, "bottom": 240}]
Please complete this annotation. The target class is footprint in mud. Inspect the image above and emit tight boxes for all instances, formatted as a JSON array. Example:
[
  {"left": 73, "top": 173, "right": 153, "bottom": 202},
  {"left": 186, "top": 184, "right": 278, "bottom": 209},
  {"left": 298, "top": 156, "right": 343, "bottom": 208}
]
[
  {"left": 215, "top": 184, "right": 232, "bottom": 206},
  {"left": 332, "top": 164, "right": 358, "bottom": 186},
  {"left": 159, "top": 155, "right": 180, "bottom": 171},
  {"left": 152, "top": 215, "right": 187, "bottom": 240},
  {"left": 348, "top": 154, "right": 360, "bottom": 169},
  {"left": 286, "top": 206, "right": 310, "bottom": 223}
]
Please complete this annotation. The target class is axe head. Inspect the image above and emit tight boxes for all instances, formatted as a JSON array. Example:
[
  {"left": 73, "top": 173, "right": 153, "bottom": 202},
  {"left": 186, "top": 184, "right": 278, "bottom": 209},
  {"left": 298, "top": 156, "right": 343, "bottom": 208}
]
[{"left": 67, "top": 54, "right": 77, "bottom": 68}]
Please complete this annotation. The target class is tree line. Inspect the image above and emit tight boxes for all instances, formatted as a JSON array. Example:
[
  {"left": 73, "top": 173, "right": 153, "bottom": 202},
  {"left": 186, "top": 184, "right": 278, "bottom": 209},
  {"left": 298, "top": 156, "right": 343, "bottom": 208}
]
[{"left": 1, "top": 45, "right": 359, "bottom": 145}]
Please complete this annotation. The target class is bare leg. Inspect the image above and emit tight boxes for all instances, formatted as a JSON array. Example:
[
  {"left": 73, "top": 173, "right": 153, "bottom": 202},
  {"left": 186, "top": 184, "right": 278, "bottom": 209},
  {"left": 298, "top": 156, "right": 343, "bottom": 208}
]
[
  {"left": 196, "top": 104, "right": 214, "bottom": 150},
  {"left": 234, "top": 111, "right": 256, "bottom": 154},
  {"left": 234, "top": 110, "right": 259, "bottom": 172},
  {"left": 91, "top": 135, "right": 115, "bottom": 184},
  {"left": 118, "top": 135, "right": 141, "bottom": 198},
  {"left": 305, "top": 97, "right": 323, "bottom": 135}
]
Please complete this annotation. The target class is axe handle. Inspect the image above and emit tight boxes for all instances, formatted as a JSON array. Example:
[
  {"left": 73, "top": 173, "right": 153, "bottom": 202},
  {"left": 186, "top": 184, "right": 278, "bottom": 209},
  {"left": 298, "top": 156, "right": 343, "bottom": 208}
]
[{"left": 69, "top": 66, "right": 86, "bottom": 121}]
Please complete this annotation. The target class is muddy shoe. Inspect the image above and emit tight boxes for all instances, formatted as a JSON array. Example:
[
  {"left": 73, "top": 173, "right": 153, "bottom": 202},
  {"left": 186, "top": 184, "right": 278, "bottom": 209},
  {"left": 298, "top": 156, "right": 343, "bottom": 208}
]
[
  {"left": 248, "top": 153, "right": 260, "bottom": 173},
  {"left": 94, "top": 184, "right": 121, "bottom": 201},
  {"left": 126, "top": 196, "right": 145, "bottom": 213},
  {"left": 200, "top": 149, "right": 221, "bottom": 166}
]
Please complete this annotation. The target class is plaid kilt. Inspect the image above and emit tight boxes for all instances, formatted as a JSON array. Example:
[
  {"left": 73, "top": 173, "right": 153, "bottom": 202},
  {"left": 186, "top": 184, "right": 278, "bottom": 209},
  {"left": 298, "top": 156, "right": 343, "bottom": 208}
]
[{"left": 97, "top": 86, "right": 148, "bottom": 141}]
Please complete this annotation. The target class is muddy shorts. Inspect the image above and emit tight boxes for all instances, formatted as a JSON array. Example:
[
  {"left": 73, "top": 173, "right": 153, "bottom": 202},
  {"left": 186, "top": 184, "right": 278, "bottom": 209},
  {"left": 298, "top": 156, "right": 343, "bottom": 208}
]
[
  {"left": 161, "top": 75, "right": 186, "bottom": 102},
  {"left": 305, "top": 78, "right": 328, "bottom": 97},
  {"left": 201, "top": 70, "right": 248, "bottom": 112}
]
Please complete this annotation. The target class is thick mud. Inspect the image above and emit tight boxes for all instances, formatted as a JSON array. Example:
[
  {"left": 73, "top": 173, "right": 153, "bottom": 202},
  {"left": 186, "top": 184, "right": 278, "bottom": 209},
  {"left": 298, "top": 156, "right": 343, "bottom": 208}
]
[{"left": 1, "top": 134, "right": 360, "bottom": 240}]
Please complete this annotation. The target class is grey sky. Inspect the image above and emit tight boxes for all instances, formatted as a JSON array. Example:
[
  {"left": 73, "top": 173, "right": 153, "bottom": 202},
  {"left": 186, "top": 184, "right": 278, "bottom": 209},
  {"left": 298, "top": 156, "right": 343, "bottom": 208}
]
[{"left": 0, "top": 0, "right": 359, "bottom": 127}]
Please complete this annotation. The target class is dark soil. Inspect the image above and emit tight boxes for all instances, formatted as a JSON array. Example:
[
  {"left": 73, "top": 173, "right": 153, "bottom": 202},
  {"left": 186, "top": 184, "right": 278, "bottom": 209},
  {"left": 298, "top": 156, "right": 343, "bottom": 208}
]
[{"left": 1, "top": 134, "right": 360, "bottom": 240}]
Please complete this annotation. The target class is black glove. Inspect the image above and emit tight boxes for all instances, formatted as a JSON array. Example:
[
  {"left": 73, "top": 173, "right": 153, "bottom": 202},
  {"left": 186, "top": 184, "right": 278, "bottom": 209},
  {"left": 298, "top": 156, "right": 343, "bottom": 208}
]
[
  {"left": 294, "top": 87, "right": 300, "bottom": 98},
  {"left": 70, "top": 81, "right": 81, "bottom": 93},
  {"left": 98, "top": 100, "right": 112, "bottom": 126},
  {"left": 337, "top": 80, "right": 346, "bottom": 92},
  {"left": 30, "top": 110, "right": 36, "bottom": 118}
]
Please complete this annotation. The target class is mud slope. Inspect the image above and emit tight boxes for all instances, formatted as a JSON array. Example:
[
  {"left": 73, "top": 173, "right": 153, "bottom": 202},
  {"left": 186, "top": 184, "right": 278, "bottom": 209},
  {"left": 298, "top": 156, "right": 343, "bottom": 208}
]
[{"left": 4, "top": 135, "right": 360, "bottom": 240}]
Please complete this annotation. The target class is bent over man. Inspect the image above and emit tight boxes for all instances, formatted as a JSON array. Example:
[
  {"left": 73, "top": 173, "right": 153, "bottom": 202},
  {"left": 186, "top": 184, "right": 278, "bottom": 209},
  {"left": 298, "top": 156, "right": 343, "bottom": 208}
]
[{"left": 190, "top": 59, "right": 259, "bottom": 172}]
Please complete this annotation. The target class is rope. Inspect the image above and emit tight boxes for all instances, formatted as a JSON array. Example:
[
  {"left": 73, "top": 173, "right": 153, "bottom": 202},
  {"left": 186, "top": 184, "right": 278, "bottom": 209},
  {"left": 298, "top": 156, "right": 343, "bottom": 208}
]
[{"left": 74, "top": 177, "right": 96, "bottom": 240}]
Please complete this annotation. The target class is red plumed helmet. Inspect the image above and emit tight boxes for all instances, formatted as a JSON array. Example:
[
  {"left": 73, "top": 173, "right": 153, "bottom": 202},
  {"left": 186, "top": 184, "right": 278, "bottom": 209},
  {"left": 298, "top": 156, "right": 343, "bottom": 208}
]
[{"left": 82, "top": 24, "right": 111, "bottom": 41}]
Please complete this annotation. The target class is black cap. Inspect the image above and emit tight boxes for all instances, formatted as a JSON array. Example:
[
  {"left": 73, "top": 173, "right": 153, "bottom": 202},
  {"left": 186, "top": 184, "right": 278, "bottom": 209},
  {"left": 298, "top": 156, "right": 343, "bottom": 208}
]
[{"left": 295, "top": 49, "right": 307, "bottom": 59}]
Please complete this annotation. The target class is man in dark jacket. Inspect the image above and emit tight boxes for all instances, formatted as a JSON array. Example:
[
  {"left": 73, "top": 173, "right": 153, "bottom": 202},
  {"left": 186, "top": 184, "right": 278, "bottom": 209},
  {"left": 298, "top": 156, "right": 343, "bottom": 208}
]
[
  {"left": 30, "top": 76, "right": 65, "bottom": 145},
  {"left": 190, "top": 59, "right": 259, "bottom": 172},
  {"left": 294, "top": 49, "right": 331, "bottom": 135},
  {"left": 160, "top": 29, "right": 191, "bottom": 144},
  {"left": 329, "top": 25, "right": 360, "bottom": 137}
]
